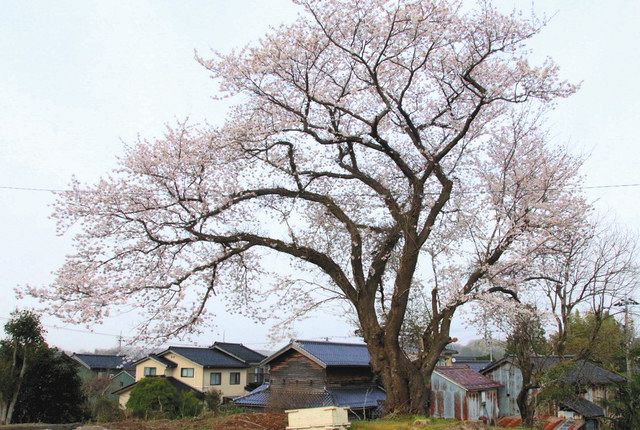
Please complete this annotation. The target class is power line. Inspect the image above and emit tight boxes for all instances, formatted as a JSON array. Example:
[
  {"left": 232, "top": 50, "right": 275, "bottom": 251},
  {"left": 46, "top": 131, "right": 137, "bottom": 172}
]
[
  {"left": 0, "top": 315, "right": 124, "bottom": 338},
  {"left": 1, "top": 182, "right": 640, "bottom": 196},
  {"left": 0, "top": 185, "right": 68, "bottom": 193}
]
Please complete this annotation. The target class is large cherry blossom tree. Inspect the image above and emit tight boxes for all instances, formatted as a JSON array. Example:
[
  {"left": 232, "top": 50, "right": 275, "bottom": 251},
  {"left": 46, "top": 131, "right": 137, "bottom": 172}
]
[{"left": 29, "top": 0, "right": 588, "bottom": 413}]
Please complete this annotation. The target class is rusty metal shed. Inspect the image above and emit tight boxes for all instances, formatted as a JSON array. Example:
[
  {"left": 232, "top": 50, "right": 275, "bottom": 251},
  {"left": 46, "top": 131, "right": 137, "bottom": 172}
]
[{"left": 430, "top": 365, "right": 501, "bottom": 422}]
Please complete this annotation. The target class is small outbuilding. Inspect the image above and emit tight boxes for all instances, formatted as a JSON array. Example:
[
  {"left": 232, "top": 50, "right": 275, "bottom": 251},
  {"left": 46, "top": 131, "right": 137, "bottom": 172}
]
[
  {"left": 558, "top": 397, "right": 604, "bottom": 430},
  {"left": 430, "top": 365, "right": 501, "bottom": 422}
]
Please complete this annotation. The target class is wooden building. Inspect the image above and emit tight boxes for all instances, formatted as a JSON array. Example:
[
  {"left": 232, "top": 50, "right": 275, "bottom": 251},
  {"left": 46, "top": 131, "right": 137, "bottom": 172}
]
[{"left": 235, "top": 340, "right": 385, "bottom": 414}]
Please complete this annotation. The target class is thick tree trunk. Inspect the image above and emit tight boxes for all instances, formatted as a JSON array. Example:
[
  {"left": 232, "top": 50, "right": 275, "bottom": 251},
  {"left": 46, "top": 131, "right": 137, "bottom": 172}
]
[
  {"left": 359, "top": 312, "right": 449, "bottom": 415},
  {"left": 365, "top": 335, "right": 430, "bottom": 414},
  {"left": 516, "top": 363, "right": 535, "bottom": 427},
  {"left": 516, "top": 387, "right": 534, "bottom": 427}
]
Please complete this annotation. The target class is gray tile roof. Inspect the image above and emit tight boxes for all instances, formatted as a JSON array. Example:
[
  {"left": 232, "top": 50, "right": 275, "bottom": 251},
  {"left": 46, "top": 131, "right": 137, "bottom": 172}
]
[
  {"left": 296, "top": 340, "right": 371, "bottom": 367},
  {"left": 559, "top": 397, "right": 604, "bottom": 418},
  {"left": 559, "top": 360, "right": 625, "bottom": 385},
  {"left": 166, "top": 346, "right": 248, "bottom": 368},
  {"left": 451, "top": 357, "right": 492, "bottom": 372},
  {"left": 72, "top": 353, "right": 128, "bottom": 371},
  {"left": 213, "top": 342, "right": 266, "bottom": 364},
  {"left": 148, "top": 354, "right": 177, "bottom": 368},
  {"left": 483, "top": 356, "right": 625, "bottom": 387}
]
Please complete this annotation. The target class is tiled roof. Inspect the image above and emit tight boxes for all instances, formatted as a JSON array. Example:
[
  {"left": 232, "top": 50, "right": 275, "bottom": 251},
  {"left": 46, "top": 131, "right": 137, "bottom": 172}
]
[
  {"left": 559, "top": 360, "right": 625, "bottom": 385},
  {"left": 233, "top": 383, "right": 271, "bottom": 407},
  {"left": 483, "top": 357, "right": 625, "bottom": 386},
  {"left": 296, "top": 340, "right": 371, "bottom": 367},
  {"left": 72, "top": 353, "right": 128, "bottom": 371},
  {"left": 328, "top": 385, "right": 386, "bottom": 409},
  {"left": 451, "top": 357, "right": 492, "bottom": 373},
  {"left": 435, "top": 365, "right": 502, "bottom": 391},
  {"left": 233, "top": 383, "right": 386, "bottom": 410},
  {"left": 213, "top": 342, "right": 266, "bottom": 364},
  {"left": 559, "top": 397, "right": 604, "bottom": 418},
  {"left": 463, "top": 361, "right": 491, "bottom": 372},
  {"left": 148, "top": 354, "right": 177, "bottom": 368},
  {"left": 166, "top": 346, "right": 248, "bottom": 368}
]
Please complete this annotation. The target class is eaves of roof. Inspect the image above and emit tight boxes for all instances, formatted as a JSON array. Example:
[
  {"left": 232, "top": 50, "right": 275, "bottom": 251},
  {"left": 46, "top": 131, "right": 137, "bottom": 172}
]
[{"left": 261, "top": 341, "right": 327, "bottom": 368}]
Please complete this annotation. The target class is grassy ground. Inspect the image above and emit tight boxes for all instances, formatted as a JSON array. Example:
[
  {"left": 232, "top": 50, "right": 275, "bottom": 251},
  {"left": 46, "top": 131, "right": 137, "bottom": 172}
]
[
  {"left": 351, "top": 416, "right": 534, "bottom": 430},
  {"left": 74, "top": 414, "right": 537, "bottom": 430},
  {"left": 352, "top": 417, "right": 457, "bottom": 430}
]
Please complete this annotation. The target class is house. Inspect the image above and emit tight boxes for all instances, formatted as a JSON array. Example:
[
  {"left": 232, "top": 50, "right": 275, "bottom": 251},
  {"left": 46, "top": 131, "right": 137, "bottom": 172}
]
[
  {"left": 430, "top": 365, "right": 501, "bottom": 422},
  {"left": 114, "top": 343, "right": 265, "bottom": 408},
  {"left": 70, "top": 353, "right": 135, "bottom": 401},
  {"left": 211, "top": 342, "right": 267, "bottom": 390},
  {"left": 70, "top": 353, "right": 134, "bottom": 380},
  {"left": 481, "top": 357, "right": 625, "bottom": 422},
  {"left": 450, "top": 355, "right": 492, "bottom": 373},
  {"left": 234, "top": 340, "right": 385, "bottom": 414}
]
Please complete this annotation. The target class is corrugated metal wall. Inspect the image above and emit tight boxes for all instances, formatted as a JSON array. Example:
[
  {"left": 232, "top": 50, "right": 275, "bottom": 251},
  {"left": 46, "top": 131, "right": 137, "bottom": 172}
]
[
  {"left": 484, "top": 363, "right": 521, "bottom": 416},
  {"left": 430, "top": 373, "right": 499, "bottom": 421}
]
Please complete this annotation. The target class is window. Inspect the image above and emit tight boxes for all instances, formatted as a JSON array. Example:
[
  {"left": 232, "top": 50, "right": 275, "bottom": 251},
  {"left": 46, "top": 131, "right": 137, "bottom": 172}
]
[
  {"left": 181, "top": 368, "right": 195, "bottom": 378},
  {"left": 230, "top": 372, "right": 241, "bottom": 385},
  {"left": 143, "top": 367, "right": 156, "bottom": 376},
  {"left": 210, "top": 372, "right": 221, "bottom": 385}
]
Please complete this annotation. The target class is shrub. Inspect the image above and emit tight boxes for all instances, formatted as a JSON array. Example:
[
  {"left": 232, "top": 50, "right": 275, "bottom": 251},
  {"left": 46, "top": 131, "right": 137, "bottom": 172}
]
[
  {"left": 204, "top": 390, "right": 222, "bottom": 414},
  {"left": 178, "top": 391, "right": 203, "bottom": 418},
  {"left": 93, "top": 396, "right": 124, "bottom": 422},
  {"left": 125, "top": 378, "right": 179, "bottom": 419}
]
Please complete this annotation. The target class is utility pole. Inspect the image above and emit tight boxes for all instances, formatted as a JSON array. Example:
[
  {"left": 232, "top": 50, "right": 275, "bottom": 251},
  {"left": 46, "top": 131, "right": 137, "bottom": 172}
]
[
  {"left": 484, "top": 326, "right": 494, "bottom": 362},
  {"left": 615, "top": 298, "right": 639, "bottom": 379}
]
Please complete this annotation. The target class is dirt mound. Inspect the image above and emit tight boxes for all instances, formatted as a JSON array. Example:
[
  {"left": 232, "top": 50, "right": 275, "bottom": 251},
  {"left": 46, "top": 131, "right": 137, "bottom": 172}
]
[
  {"left": 214, "top": 413, "right": 287, "bottom": 429},
  {"left": 105, "top": 412, "right": 287, "bottom": 430}
]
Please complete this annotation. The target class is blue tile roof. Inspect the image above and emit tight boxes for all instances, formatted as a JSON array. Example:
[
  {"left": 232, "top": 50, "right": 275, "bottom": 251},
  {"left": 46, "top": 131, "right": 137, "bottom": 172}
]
[
  {"left": 213, "top": 342, "right": 266, "bottom": 364},
  {"left": 72, "top": 353, "right": 128, "bottom": 370},
  {"left": 233, "top": 383, "right": 386, "bottom": 410},
  {"left": 327, "top": 386, "right": 386, "bottom": 409},
  {"left": 166, "top": 346, "right": 248, "bottom": 368},
  {"left": 296, "top": 340, "right": 371, "bottom": 367},
  {"left": 233, "top": 383, "right": 271, "bottom": 407}
]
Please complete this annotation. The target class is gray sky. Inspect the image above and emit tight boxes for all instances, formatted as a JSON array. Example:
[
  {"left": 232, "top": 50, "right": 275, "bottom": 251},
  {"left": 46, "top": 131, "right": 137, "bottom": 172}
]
[{"left": 1, "top": 0, "right": 639, "bottom": 352}]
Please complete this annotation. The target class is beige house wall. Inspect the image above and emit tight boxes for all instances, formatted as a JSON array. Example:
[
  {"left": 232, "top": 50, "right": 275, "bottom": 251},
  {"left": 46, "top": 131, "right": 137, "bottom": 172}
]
[
  {"left": 203, "top": 368, "right": 248, "bottom": 397},
  {"left": 118, "top": 388, "right": 133, "bottom": 409},
  {"left": 161, "top": 352, "right": 206, "bottom": 390},
  {"left": 134, "top": 357, "right": 169, "bottom": 381}
]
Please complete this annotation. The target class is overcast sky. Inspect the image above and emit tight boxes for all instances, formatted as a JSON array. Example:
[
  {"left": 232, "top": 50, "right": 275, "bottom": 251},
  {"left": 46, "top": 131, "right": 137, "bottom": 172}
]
[{"left": 1, "top": 0, "right": 639, "bottom": 353}]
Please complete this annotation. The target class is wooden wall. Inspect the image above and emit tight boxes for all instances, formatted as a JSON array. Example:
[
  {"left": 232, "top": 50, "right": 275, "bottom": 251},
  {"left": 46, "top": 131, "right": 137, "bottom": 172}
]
[
  {"left": 326, "top": 366, "right": 375, "bottom": 387},
  {"left": 267, "top": 350, "right": 327, "bottom": 410}
]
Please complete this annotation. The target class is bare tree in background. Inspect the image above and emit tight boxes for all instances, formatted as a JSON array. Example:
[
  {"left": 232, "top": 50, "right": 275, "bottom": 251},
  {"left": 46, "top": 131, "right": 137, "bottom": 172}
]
[{"left": 525, "top": 226, "right": 637, "bottom": 356}]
